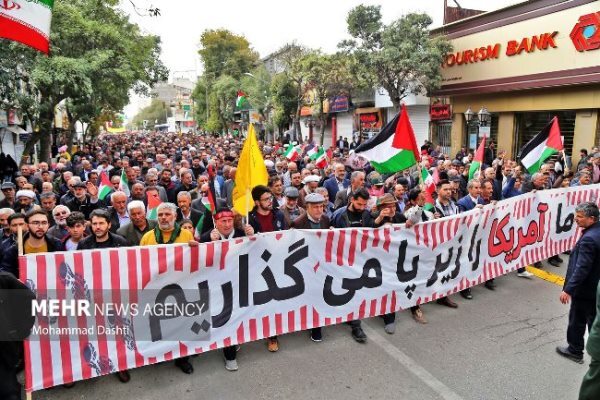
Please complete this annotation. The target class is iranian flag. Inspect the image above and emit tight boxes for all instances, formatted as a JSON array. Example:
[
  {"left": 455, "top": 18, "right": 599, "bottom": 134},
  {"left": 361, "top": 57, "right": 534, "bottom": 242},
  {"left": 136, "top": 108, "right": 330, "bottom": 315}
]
[
  {"left": 354, "top": 105, "right": 420, "bottom": 174},
  {"left": 519, "top": 116, "right": 563, "bottom": 174},
  {"left": 98, "top": 171, "right": 112, "bottom": 201},
  {"left": 0, "top": 0, "right": 53, "bottom": 54},
  {"left": 421, "top": 168, "right": 436, "bottom": 211},
  {"left": 284, "top": 143, "right": 301, "bottom": 161},
  {"left": 236, "top": 90, "right": 248, "bottom": 108},
  {"left": 309, "top": 146, "right": 328, "bottom": 169},
  {"left": 147, "top": 191, "right": 162, "bottom": 220},
  {"left": 468, "top": 134, "right": 486, "bottom": 180},
  {"left": 118, "top": 169, "right": 130, "bottom": 197}
]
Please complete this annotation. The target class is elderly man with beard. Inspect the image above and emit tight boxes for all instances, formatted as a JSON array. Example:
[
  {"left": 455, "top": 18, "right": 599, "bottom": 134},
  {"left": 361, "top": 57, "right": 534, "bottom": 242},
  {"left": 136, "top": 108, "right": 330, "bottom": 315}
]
[
  {"left": 117, "top": 201, "right": 157, "bottom": 246},
  {"left": 14, "top": 190, "right": 37, "bottom": 214},
  {"left": 139, "top": 202, "right": 197, "bottom": 374},
  {"left": 46, "top": 205, "right": 71, "bottom": 242},
  {"left": 200, "top": 207, "right": 253, "bottom": 371},
  {"left": 130, "top": 182, "right": 146, "bottom": 202},
  {"left": 0, "top": 208, "right": 14, "bottom": 239}
]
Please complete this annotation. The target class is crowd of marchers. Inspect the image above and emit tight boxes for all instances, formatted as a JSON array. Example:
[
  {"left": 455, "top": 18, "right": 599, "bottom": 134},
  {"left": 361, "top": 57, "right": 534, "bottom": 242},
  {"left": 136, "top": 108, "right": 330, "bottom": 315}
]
[{"left": 0, "top": 130, "right": 599, "bottom": 391}]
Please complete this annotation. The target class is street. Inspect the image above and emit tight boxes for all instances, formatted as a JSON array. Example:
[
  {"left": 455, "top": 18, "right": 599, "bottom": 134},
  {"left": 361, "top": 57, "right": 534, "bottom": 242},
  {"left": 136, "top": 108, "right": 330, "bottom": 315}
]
[{"left": 28, "top": 262, "right": 586, "bottom": 400}]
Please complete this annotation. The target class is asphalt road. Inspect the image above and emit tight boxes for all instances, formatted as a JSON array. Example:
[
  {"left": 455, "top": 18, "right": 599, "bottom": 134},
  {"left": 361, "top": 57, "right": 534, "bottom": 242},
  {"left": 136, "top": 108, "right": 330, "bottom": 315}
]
[{"left": 25, "top": 260, "right": 587, "bottom": 400}]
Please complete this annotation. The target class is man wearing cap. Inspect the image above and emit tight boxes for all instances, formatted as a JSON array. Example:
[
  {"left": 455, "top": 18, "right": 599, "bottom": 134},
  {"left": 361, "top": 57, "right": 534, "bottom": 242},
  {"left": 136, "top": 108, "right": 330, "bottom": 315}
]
[
  {"left": 64, "top": 181, "right": 100, "bottom": 220},
  {"left": 0, "top": 182, "right": 16, "bottom": 209},
  {"left": 291, "top": 192, "right": 330, "bottom": 342},
  {"left": 14, "top": 190, "right": 37, "bottom": 214},
  {"left": 200, "top": 207, "right": 253, "bottom": 371},
  {"left": 280, "top": 186, "right": 305, "bottom": 227}
]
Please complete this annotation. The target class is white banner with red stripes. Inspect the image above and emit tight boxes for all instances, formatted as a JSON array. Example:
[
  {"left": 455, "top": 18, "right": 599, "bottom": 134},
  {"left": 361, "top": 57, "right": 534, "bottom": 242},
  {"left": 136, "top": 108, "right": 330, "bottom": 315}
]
[{"left": 20, "top": 185, "right": 599, "bottom": 391}]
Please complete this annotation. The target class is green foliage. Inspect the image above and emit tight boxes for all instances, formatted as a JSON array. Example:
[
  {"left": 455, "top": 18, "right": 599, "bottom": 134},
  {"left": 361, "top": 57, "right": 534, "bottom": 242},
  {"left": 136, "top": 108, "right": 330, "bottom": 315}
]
[
  {"left": 270, "top": 73, "right": 296, "bottom": 132},
  {"left": 198, "top": 29, "right": 259, "bottom": 80},
  {"left": 299, "top": 51, "right": 355, "bottom": 145},
  {"left": 0, "top": 0, "right": 168, "bottom": 162},
  {"left": 131, "top": 98, "right": 173, "bottom": 128},
  {"left": 341, "top": 7, "right": 452, "bottom": 108}
]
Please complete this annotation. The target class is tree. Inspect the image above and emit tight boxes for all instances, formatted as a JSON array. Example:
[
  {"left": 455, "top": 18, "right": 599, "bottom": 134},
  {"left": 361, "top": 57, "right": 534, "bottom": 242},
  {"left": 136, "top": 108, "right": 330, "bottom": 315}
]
[
  {"left": 273, "top": 43, "right": 312, "bottom": 142},
  {"left": 340, "top": 6, "right": 452, "bottom": 108},
  {"left": 198, "top": 29, "right": 259, "bottom": 80},
  {"left": 270, "top": 73, "right": 297, "bottom": 137},
  {"left": 1, "top": 0, "right": 168, "bottom": 163},
  {"left": 193, "top": 29, "right": 259, "bottom": 131},
  {"left": 299, "top": 51, "right": 356, "bottom": 146},
  {"left": 131, "top": 98, "right": 173, "bottom": 128}
]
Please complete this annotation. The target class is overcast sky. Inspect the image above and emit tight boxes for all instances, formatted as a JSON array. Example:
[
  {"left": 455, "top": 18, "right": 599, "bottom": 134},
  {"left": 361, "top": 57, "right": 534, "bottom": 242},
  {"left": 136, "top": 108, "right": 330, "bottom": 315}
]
[{"left": 122, "top": 0, "right": 523, "bottom": 116}]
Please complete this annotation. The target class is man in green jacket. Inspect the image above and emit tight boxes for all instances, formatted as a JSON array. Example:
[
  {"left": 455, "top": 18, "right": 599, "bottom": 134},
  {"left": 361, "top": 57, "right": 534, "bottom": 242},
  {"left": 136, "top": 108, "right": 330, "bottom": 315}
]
[{"left": 580, "top": 281, "right": 600, "bottom": 400}]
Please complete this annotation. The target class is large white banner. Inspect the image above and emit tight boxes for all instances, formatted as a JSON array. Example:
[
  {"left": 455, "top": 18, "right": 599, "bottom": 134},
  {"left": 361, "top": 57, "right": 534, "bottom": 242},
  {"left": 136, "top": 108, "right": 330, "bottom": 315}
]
[{"left": 20, "top": 185, "right": 600, "bottom": 391}]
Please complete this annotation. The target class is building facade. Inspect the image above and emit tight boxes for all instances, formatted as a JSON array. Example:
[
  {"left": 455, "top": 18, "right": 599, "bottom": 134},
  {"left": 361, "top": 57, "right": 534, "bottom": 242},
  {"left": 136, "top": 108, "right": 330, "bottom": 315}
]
[{"left": 432, "top": 0, "right": 600, "bottom": 166}]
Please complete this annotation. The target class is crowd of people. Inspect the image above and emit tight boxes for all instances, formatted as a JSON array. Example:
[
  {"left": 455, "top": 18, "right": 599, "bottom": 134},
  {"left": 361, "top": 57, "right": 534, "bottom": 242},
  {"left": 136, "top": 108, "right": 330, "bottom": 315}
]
[{"left": 0, "top": 129, "right": 599, "bottom": 394}]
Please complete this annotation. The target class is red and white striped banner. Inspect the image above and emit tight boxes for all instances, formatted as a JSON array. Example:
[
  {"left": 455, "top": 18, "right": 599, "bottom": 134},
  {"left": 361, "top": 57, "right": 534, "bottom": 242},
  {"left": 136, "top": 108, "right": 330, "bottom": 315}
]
[{"left": 20, "top": 185, "right": 600, "bottom": 392}]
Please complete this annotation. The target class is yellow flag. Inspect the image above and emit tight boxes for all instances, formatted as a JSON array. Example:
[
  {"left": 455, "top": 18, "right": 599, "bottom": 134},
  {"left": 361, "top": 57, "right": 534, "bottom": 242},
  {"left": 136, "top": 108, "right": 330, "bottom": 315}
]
[{"left": 233, "top": 124, "right": 268, "bottom": 216}]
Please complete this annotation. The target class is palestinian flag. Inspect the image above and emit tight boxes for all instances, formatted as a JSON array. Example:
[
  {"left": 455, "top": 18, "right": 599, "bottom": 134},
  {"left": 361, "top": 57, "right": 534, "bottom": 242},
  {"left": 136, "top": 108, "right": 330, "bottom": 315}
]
[
  {"left": 147, "top": 191, "right": 162, "bottom": 220},
  {"left": 421, "top": 168, "right": 436, "bottom": 211},
  {"left": 469, "top": 134, "right": 486, "bottom": 180},
  {"left": 236, "top": 91, "right": 248, "bottom": 108},
  {"left": 354, "top": 105, "right": 420, "bottom": 174},
  {"left": 193, "top": 196, "right": 215, "bottom": 240},
  {"left": 0, "top": 0, "right": 53, "bottom": 54},
  {"left": 519, "top": 116, "right": 563, "bottom": 174},
  {"left": 98, "top": 171, "right": 112, "bottom": 201},
  {"left": 118, "top": 169, "right": 130, "bottom": 197},
  {"left": 284, "top": 143, "right": 301, "bottom": 161}
]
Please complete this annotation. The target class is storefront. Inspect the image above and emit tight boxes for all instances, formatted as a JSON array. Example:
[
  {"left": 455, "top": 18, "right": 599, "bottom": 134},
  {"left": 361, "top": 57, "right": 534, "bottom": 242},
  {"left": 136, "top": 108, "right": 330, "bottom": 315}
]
[
  {"left": 375, "top": 89, "right": 431, "bottom": 148},
  {"left": 432, "top": 0, "right": 600, "bottom": 166}
]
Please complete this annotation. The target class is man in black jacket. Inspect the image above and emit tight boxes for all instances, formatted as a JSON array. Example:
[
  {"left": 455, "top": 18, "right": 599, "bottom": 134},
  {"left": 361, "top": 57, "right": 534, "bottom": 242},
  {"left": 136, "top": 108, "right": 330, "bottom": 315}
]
[
  {"left": 557, "top": 202, "right": 600, "bottom": 364},
  {"left": 64, "top": 181, "right": 100, "bottom": 220},
  {"left": 77, "top": 209, "right": 128, "bottom": 250}
]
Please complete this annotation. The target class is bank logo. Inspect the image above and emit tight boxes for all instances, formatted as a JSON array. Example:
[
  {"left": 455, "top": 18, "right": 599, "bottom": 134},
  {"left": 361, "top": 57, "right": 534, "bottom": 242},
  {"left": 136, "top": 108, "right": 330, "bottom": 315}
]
[{"left": 570, "top": 12, "right": 600, "bottom": 52}]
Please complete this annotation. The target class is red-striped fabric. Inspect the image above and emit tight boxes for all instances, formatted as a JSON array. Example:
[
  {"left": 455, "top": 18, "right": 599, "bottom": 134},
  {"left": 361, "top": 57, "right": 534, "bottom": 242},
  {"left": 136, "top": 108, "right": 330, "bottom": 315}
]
[{"left": 20, "top": 185, "right": 597, "bottom": 392}]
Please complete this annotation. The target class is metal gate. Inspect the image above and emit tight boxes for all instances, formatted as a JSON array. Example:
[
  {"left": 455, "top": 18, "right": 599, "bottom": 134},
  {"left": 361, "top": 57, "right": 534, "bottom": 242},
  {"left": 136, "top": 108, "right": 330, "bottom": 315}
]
[
  {"left": 514, "top": 111, "right": 576, "bottom": 159},
  {"left": 436, "top": 122, "right": 452, "bottom": 156}
]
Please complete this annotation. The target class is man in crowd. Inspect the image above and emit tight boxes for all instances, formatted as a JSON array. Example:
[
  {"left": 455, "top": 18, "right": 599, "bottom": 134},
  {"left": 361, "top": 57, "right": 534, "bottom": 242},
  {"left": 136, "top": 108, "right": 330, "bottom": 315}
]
[
  {"left": 557, "top": 202, "right": 600, "bottom": 364},
  {"left": 0, "top": 182, "right": 16, "bottom": 209},
  {"left": 46, "top": 205, "right": 71, "bottom": 242},
  {"left": 108, "top": 191, "right": 130, "bottom": 232},
  {"left": 331, "top": 188, "right": 370, "bottom": 342},
  {"left": 323, "top": 163, "right": 349, "bottom": 201},
  {"left": 117, "top": 200, "right": 157, "bottom": 246},
  {"left": 65, "top": 181, "right": 100, "bottom": 219},
  {"left": 280, "top": 187, "right": 305, "bottom": 227},
  {"left": 334, "top": 171, "right": 365, "bottom": 209},
  {"left": 200, "top": 206, "right": 253, "bottom": 371},
  {"left": 248, "top": 185, "right": 286, "bottom": 351}
]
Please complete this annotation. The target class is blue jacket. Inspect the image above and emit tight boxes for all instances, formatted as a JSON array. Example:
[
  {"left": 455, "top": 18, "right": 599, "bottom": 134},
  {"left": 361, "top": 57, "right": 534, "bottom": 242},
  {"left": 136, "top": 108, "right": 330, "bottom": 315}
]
[
  {"left": 564, "top": 222, "right": 600, "bottom": 300},
  {"left": 323, "top": 176, "right": 350, "bottom": 203},
  {"left": 502, "top": 177, "right": 522, "bottom": 199},
  {"left": 457, "top": 195, "right": 484, "bottom": 213}
]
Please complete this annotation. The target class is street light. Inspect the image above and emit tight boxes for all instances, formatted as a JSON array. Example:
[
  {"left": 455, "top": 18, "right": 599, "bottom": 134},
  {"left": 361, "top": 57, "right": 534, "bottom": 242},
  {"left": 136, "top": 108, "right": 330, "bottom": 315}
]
[
  {"left": 464, "top": 106, "right": 474, "bottom": 123},
  {"left": 477, "top": 106, "right": 491, "bottom": 126}
]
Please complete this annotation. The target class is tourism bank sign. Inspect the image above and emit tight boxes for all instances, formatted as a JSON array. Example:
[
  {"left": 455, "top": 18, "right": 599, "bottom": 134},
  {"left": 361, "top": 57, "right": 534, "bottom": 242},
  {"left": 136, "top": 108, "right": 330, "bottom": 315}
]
[{"left": 436, "top": 2, "right": 600, "bottom": 95}]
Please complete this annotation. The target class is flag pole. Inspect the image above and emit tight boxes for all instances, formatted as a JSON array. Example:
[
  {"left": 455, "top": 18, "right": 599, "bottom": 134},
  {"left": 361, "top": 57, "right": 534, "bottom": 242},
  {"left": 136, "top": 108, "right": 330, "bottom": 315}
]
[{"left": 18, "top": 225, "right": 32, "bottom": 400}]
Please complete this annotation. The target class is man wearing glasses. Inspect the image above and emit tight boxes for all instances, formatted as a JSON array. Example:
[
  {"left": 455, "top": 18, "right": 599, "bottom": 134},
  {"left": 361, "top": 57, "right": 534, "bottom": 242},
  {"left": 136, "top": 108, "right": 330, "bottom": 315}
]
[
  {"left": 1, "top": 210, "right": 64, "bottom": 279},
  {"left": 248, "top": 185, "right": 287, "bottom": 352}
]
